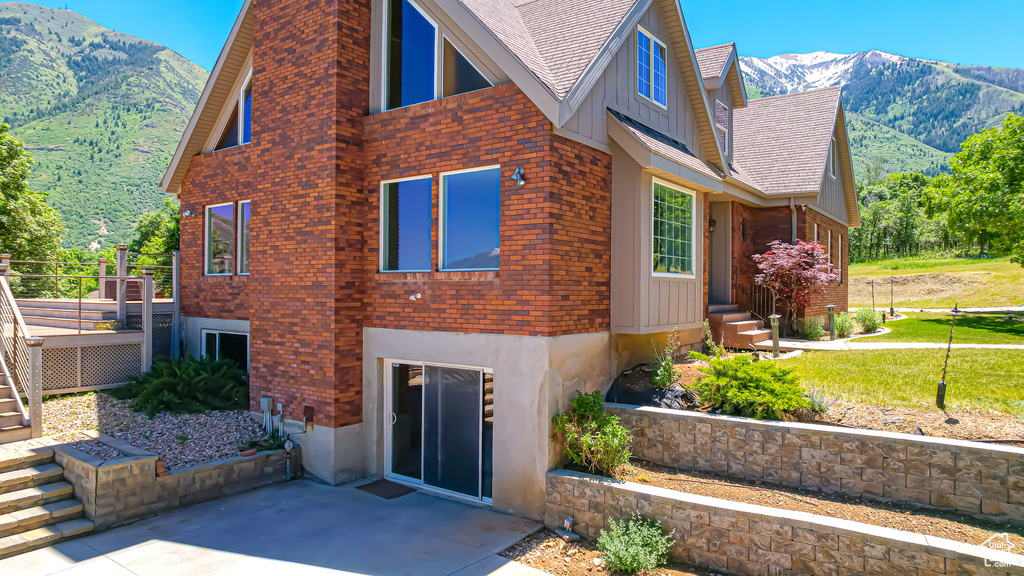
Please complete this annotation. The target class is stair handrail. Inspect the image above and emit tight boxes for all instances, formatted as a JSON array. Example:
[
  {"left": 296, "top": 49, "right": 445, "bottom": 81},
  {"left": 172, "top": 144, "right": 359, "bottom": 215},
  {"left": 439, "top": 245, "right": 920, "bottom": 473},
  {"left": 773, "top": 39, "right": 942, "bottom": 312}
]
[{"left": 0, "top": 271, "right": 38, "bottom": 436}]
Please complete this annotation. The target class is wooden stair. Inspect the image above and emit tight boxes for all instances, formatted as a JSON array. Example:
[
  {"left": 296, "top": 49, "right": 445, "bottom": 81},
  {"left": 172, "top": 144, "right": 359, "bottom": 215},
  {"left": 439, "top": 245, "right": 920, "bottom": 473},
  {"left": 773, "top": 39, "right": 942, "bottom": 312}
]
[
  {"left": 0, "top": 376, "right": 29, "bottom": 445},
  {"left": 15, "top": 299, "right": 118, "bottom": 331},
  {"left": 708, "top": 304, "right": 772, "bottom": 350},
  {"left": 0, "top": 445, "right": 93, "bottom": 559}
]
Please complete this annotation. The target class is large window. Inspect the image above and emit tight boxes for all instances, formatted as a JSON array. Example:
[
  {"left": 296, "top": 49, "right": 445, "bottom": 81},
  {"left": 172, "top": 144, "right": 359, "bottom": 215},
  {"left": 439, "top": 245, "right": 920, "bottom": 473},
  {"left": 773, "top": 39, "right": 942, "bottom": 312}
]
[
  {"left": 381, "top": 177, "right": 432, "bottom": 272},
  {"left": 238, "top": 200, "right": 251, "bottom": 274},
  {"left": 652, "top": 180, "right": 694, "bottom": 276},
  {"left": 386, "top": 0, "right": 437, "bottom": 110},
  {"left": 637, "top": 27, "right": 667, "bottom": 108},
  {"left": 202, "top": 330, "right": 249, "bottom": 371},
  {"left": 441, "top": 167, "right": 500, "bottom": 271},
  {"left": 206, "top": 203, "right": 236, "bottom": 275},
  {"left": 442, "top": 38, "right": 490, "bottom": 98},
  {"left": 215, "top": 73, "right": 252, "bottom": 151}
]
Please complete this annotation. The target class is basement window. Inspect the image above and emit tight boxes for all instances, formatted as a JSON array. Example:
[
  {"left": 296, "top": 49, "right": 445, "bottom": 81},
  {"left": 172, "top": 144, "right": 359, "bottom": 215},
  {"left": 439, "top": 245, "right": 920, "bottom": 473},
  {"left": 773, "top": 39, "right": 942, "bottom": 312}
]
[
  {"left": 386, "top": 0, "right": 437, "bottom": 110},
  {"left": 215, "top": 73, "right": 252, "bottom": 151},
  {"left": 637, "top": 27, "right": 667, "bottom": 108},
  {"left": 238, "top": 200, "right": 251, "bottom": 275},
  {"left": 443, "top": 38, "right": 490, "bottom": 98},
  {"left": 441, "top": 167, "right": 500, "bottom": 271},
  {"left": 202, "top": 330, "right": 249, "bottom": 371},
  {"left": 652, "top": 179, "right": 694, "bottom": 276},
  {"left": 205, "top": 203, "right": 235, "bottom": 275},
  {"left": 381, "top": 176, "right": 433, "bottom": 272}
]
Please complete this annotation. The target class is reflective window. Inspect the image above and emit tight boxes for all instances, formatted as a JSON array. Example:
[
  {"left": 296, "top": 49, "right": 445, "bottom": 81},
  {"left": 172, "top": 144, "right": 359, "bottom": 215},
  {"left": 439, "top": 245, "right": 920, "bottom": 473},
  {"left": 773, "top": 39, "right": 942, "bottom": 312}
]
[
  {"left": 215, "top": 73, "right": 252, "bottom": 151},
  {"left": 382, "top": 178, "right": 432, "bottom": 271},
  {"left": 443, "top": 39, "right": 490, "bottom": 98},
  {"left": 242, "top": 79, "right": 252, "bottom": 145},
  {"left": 652, "top": 181, "right": 694, "bottom": 275},
  {"left": 442, "top": 168, "right": 500, "bottom": 270},
  {"left": 206, "top": 204, "right": 235, "bottom": 275},
  {"left": 203, "top": 331, "right": 249, "bottom": 371},
  {"left": 637, "top": 31, "right": 651, "bottom": 99},
  {"left": 238, "top": 200, "right": 251, "bottom": 274},
  {"left": 215, "top": 105, "right": 239, "bottom": 150},
  {"left": 637, "top": 27, "right": 667, "bottom": 108},
  {"left": 386, "top": 0, "right": 437, "bottom": 110}
]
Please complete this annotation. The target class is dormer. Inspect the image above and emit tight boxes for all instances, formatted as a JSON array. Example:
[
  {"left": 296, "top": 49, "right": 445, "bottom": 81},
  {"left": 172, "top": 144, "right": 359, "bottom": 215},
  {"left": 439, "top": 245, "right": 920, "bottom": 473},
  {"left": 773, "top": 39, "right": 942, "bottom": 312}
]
[{"left": 695, "top": 43, "right": 747, "bottom": 166}]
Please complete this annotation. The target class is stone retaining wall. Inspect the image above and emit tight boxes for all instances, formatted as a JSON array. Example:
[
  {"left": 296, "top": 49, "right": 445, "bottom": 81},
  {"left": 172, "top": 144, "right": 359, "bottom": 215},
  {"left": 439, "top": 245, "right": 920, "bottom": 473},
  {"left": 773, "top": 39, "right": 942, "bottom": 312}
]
[
  {"left": 546, "top": 470, "right": 1024, "bottom": 575},
  {"left": 54, "top": 433, "right": 300, "bottom": 529},
  {"left": 608, "top": 403, "right": 1024, "bottom": 524}
]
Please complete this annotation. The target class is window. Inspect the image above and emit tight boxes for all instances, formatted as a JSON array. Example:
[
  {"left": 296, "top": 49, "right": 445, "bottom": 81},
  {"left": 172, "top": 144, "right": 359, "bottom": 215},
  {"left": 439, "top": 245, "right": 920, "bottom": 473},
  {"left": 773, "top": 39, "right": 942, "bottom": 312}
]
[
  {"left": 238, "top": 201, "right": 251, "bottom": 274},
  {"left": 215, "top": 73, "right": 252, "bottom": 151},
  {"left": 443, "top": 38, "right": 489, "bottom": 98},
  {"left": 828, "top": 230, "right": 833, "bottom": 264},
  {"left": 381, "top": 177, "right": 432, "bottom": 272},
  {"left": 813, "top": 223, "right": 819, "bottom": 243},
  {"left": 715, "top": 100, "right": 729, "bottom": 154},
  {"left": 202, "top": 330, "right": 249, "bottom": 371},
  {"left": 637, "top": 27, "right": 667, "bottom": 108},
  {"left": 837, "top": 235, "right": 843, "bottom": 283},
  {"left": 441, "top": 167, "right": 500, "bottom": 271},
  {"left": 652, "top": 180, "right": 694, "bottom": 276},
  {"left": 828, "top": 135, "right": 837, "bottom": 178},
  {"left": 206, "top": 204, "right": 235, "bottom": 275},
  {"left": 386, "top": 0, "right": 437, "bottom": 110}
]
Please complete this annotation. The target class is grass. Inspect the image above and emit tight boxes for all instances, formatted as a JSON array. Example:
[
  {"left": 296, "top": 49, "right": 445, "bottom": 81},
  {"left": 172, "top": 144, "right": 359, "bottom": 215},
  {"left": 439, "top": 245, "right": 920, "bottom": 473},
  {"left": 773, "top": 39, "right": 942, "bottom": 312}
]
[
  {"left": 849, "top": 256, "right": 1024, "bottom": 308},
  {"left": 863, "top": 312, "right": 1024, "bottom": 345},
  {"left": 778, "top": 349, "right": 1024, "bottom": 414}
]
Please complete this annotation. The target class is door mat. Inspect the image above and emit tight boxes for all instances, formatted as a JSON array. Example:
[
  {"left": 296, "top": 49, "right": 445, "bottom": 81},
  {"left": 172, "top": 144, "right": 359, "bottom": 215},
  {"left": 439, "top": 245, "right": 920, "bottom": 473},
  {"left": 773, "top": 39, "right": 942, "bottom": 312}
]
[{"left": 356, "top": 479, "right": 417, "bottom": 500}]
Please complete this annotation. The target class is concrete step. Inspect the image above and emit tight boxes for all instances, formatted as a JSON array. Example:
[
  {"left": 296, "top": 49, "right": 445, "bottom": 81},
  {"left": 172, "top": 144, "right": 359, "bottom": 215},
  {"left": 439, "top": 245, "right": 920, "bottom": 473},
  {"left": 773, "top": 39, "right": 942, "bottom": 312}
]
[
  {"left": 0, "top": 448, "right": 54, "bottom": 474},
  {"left": 21, "top": 315, "right": 115, "bottom": 330},
  {"left": 0, "top": 482, "right": 73, "bottom": 515},
  {"left": 0, "top": 427, "right": 31, "bottom": 446},
  {"left": 10, "top": 307, "right": 116, "bottom": 321},
  {"left": 724, "top": 320, "right": 763, "bottom": 334},
  {"left": 0, "top": 500, "right": 83, "bottom": 539},
  {"left": 708, "top": 303, "right": 739, "bottom": 314},
  {"left": 0, "top": 464, "right": 64, "bottom": 495},
  {"left": 0, "top": 517, "right": 93, "bottom": 560},
  {"left": 709, "top": 312, "right": 751, "bottom": 323},
  {"left": 15, "top": 298, "right": 116, "bottom": 312},
  {"left": 726, "top": 329, "right": 773, "bottom": 349},
  {"left": 0, "top": 412, "right": 23, "bottom": 429}
]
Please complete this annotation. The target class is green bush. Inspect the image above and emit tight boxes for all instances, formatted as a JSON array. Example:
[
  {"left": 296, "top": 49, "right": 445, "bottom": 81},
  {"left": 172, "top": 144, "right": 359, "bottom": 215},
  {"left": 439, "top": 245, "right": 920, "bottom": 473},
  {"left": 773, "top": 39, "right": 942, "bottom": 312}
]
[
  {"left": 108, "top": 355, "right": 249, "bottom": 418},
  {"left": 597, "top": 513, "right": 674, "bottom": 574},
  {"left": 855, "top": 308, "right": 881, "bottom": 333},
  {"left": 649, "top": 329, "right": 681, "bottom": 389},
  {"left": 834, "top": 312, "right": 855, "bottom": 338},
  {"left": 689, "top": 352, "right": 816, "bottom": 420},
  {"left": 798, "top": 316, "right": 826, "bottom": 341},
  {"left": 552, "top": 391, "right": 632, "bottom": 476}
]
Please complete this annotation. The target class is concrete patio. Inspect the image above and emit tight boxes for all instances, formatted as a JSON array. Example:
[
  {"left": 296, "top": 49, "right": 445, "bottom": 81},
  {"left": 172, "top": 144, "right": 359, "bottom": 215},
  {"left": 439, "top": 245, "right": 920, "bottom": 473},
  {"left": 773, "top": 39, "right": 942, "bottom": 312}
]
[{"left": 0, "top": 478, "right": 545, "bottom": 576}]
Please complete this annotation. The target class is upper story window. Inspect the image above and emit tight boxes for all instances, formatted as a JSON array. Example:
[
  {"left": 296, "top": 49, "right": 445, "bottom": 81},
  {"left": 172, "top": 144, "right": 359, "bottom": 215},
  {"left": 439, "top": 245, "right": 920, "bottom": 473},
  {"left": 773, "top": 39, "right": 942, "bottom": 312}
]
[
  {"left": 652, "top": 180, "right": 694, "bottom": 276},
  {"left": 715, "top": 100, "right": 729, "bottom": 154},
  {"left": 381, "top": 176, "right": 433, "bottom": 272},
  {"left": 385, "top": 0, "right": 489, "bottom": 111},
  {"left": 206, "top": 200, "right": 251, "bottom": 276},
  {"left": 238, "top": 200, "right": 251, "bottom": 275},
  {"left": 215, "top": 72, "right": 252, "bottom": 151},
  {"left": 441, "top": 167, "right": 500, "bottom": 271},
  {"left": 637, "top": 27, "right": 667, "bottom": 108},
  {"left": 828, "top": 135, "right": 838, "bottom": 178}
]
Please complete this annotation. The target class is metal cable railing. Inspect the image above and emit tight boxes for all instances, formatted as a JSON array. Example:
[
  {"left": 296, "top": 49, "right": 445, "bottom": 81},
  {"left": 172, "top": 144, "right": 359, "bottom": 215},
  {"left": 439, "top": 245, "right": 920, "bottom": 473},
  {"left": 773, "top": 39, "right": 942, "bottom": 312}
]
[
  {"left": 8, "top": 273, "right": 144, "bottom": 333},
  {"left": 0, "top": 274, "right": 32, "bottom": 397}
]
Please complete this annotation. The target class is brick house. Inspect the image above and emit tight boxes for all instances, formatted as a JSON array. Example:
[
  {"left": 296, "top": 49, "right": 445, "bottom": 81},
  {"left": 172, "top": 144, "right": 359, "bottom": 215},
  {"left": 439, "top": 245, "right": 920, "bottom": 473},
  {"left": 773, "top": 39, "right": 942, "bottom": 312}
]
[{"left": 160, "top": 0, "right": 859, "bottom": 519}]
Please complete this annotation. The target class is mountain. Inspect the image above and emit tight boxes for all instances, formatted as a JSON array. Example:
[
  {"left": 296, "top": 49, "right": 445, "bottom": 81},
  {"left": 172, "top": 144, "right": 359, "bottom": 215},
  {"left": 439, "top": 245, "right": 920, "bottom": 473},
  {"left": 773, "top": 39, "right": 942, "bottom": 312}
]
[
  {"left": 740, "top": 51, "right": 1024, "bottom": 181},
  {"left": 0, "top": 2, "right": 206, "bottom": 250}
]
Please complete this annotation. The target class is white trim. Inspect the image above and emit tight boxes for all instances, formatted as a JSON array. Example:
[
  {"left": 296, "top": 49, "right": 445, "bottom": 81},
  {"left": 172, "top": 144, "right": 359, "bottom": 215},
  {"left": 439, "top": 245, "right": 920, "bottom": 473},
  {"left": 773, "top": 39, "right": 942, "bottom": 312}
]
[
  {"left": 382, "top": 0, "right": 440, "bottom": 112},
  {"left": 439, "top": 165, "right": 501, "bottom": 272},
  {"left": 441, "top": 34, "right": 493, "bottom": 98},
  {"left": 379, "top": 174, "right": 434, "bottom": 273},
  {"left": 650, "top": 176, "right": 696, "bottom": 279},
  {"left": 205, "top": 202, "right": 235, "bottom": 276},
  {"left": 237, "top": 200, "right": 251, "bottom": 276},
  {"left": 636, "top": 26, "right": 668, "bottom": 110},
  {"left": 200, "top": 329, "right": 250, "bottom": 370}
]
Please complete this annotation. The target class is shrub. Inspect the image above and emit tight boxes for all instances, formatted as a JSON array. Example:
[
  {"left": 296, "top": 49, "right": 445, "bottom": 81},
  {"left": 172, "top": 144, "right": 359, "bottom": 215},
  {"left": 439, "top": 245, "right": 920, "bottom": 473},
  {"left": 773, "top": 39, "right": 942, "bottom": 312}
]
[
  {"left": 108, "top": 355, "right": 249, "bottom": 418},
  {"left": 597, "top": 513, "right": 674, "bottom": 574},
  {"left": 805, "top": 383, "right": 840, "bottom": 413},
  {"left": 855, "top": 308, "right": 881, "bottom": 333},
  {"left": 649, "top": 329, "right": 681, "bottom": 389},
  {"left": 798, "top": 316, "right": 826, "bottom": 341},
  {"left": 688, "top": 352, "right": 815, "bottom": 420},
  {"left": 552, "top": 391, "right": 632, "bottom": 476},
  {"left": 834, "top": 311, "right": 855, "bottom": 338},
  {"left": 702, "top": 319, "right": 725, "bottom": 358},
  {"left": 752, "top": 240, "right": 839, "bottom": 335}
]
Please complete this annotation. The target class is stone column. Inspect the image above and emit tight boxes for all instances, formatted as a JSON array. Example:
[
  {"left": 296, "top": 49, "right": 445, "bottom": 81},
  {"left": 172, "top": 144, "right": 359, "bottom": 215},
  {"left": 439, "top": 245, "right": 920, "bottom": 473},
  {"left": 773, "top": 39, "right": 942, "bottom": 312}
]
[{"left": 1, "top": 254, "right": 9, "bottom": 278}]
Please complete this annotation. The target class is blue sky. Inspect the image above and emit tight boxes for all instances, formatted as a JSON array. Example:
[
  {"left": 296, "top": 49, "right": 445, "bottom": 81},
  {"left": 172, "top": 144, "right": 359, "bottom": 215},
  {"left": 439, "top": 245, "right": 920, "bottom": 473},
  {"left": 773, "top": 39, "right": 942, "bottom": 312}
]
[{"left": 30, "top": 0, "right": 1024, "bottom": 70}]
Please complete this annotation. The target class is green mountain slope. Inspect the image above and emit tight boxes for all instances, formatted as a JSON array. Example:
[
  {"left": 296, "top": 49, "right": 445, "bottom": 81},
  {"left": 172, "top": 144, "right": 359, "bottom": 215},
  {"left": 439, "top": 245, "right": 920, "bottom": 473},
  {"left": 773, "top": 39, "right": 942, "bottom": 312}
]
[
  {"left": 0, "top": 2, "right": 206, "bottom": 250},
  {"left": 845, "top": 112, "right": 953, "bottom": 181}
]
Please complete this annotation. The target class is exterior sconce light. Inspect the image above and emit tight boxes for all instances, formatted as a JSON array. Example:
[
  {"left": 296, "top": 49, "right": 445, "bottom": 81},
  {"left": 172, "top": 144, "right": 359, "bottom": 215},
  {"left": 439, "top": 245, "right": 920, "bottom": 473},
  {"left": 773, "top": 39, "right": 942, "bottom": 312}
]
[
  {"left": 181, "top": 210, "right": 195, "bottom": 218},
  {"left": 409, "top": 293, "right": 422, "bottom": 301},
  {"left": 510, "top": 167, "right": 526, "bottom": 186},
  {"left": 708, "top": 218, "right": 717, "bottom": 233}
]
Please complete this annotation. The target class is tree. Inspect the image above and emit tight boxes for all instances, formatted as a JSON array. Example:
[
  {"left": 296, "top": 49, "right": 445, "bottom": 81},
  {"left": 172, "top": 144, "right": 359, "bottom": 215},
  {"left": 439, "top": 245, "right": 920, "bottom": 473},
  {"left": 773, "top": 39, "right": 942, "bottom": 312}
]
[
  {"left": 128, "top": 197, "right": 180, "bottom": 255},
  {"left": 0, "top": 123, "right": 64, "bottom": 261},
  {"left": 927, "top": 113, "right": 1024, "bottom": 259},
  {"left": 753, "top": 240, "right": 839, "bottom": 335}
]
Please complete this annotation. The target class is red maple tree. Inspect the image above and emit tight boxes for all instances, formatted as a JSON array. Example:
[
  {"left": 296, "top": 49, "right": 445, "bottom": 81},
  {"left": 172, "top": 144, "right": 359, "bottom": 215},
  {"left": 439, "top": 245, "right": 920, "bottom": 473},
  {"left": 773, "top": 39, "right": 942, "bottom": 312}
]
[{"left": 752, "top": 240, "right": 838, "bottom": 334}]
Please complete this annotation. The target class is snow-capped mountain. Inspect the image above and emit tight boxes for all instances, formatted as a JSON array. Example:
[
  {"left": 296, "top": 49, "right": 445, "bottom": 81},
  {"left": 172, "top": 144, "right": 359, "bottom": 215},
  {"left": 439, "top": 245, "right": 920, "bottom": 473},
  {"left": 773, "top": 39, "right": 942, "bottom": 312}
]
[{"left": 740, "top": 50, "right": 905, "bottom": 94}]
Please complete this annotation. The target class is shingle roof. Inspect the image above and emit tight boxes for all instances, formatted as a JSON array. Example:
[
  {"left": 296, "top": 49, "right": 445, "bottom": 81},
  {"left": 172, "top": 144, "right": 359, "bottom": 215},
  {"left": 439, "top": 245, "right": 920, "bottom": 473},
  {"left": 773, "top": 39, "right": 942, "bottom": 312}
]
[
  {"left": 458, "top": 0, "right": 640, "bottom": 99},
  {"left": 609, "top": 109, "right": 722, "bottom": 181},
  {"left": 732, "top": 86, "right": 841, "bottom": 195},
  {"left": 694, "top": 43, "right": 733, "bottom": 81}
]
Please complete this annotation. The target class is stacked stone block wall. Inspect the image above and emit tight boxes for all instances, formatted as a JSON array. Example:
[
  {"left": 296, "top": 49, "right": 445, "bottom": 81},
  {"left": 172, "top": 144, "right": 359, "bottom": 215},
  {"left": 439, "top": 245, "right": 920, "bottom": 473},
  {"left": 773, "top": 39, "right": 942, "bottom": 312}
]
[{"left": 609, "top": 404, "right": 1024, "bottom": 525}]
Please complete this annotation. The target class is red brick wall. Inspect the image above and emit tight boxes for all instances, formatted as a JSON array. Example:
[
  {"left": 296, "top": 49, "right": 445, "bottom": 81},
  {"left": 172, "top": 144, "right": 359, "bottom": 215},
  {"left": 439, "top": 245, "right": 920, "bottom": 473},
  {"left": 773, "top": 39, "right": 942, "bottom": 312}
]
[
  {"left": 730, "top": 204, "right": 800, "bottom": 313},
  {"left": 803, "top": 209, "right": 850, "bottom": 322},
  {"left": 178, "top": 145, "right": 254, "bottom": 321},
  {"left": 363, "top": 84, "right": 612, "bottom": 337}
]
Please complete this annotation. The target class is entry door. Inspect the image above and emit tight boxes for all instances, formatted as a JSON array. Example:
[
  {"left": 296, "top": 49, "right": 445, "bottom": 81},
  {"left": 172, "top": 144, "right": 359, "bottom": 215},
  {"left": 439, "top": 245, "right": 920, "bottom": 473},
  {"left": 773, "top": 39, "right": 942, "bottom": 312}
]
[{"left": 708, "top": 201, "right": 732, "bottom": 304}]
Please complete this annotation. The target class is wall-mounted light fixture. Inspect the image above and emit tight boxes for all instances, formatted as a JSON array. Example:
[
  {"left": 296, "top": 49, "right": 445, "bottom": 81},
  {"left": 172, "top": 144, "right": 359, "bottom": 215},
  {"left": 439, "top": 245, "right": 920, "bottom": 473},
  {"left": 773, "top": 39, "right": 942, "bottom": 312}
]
[
  {"left": 510, "top": 167, "right": 526, "bottom": 186},
  {"left": 708, "top": 218, "right": 717, "bottom": 233},
  {"left": 409, "top": 292, "right": 422, "bottom": 301},
  {"left": 181, "top": 210, "right": 195, "bottom": 218}
]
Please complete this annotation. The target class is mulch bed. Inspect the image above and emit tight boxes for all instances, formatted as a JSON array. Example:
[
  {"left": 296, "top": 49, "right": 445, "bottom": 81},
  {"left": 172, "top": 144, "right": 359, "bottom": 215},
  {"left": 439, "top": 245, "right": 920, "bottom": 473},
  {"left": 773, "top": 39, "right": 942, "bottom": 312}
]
[
  {"left": 42, "top": 392, "right": 265, "bottom": 470},
  {"left": 816, "top": 400, "right": 1024, "bottom": 446},
  {"left": 618, "top": 460, "right": 1024, "bottom": 550}
]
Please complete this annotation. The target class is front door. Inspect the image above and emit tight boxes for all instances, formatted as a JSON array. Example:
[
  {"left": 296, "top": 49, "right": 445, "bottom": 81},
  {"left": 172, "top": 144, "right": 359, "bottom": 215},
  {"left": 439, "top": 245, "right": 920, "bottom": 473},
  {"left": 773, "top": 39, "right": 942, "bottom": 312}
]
[
  {"left": 708, "top": 201, "right": 732, "bottom": 304},
  {"left": 386, "top": 361, "right": 493, "bottom": 502}
]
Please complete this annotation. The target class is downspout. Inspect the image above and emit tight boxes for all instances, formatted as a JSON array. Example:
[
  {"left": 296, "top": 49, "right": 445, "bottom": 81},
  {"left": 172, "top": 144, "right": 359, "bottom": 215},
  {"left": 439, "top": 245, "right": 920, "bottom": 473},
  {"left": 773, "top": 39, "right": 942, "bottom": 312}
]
[{"left": 790, "top": 197, "right": 797, "bottom": 243}]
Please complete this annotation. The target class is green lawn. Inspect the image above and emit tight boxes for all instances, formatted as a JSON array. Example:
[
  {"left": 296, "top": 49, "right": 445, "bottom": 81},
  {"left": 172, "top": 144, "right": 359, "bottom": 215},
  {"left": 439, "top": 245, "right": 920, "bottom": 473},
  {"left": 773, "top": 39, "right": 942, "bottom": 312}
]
[
  {"left": 779, "top": 349, "right": 1024, "bottom": 414},
  {"left": 849, "top": 256, "right": 1024, "bottom": 308},
  {"left": 863, "top": 312, "right": 1024, "bottom": 345}
]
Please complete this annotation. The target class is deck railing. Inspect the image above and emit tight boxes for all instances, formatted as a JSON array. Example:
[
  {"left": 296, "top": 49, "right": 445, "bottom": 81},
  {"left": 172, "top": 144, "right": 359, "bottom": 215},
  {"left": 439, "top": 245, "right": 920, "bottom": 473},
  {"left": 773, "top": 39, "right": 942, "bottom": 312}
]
[{"left": 0, "top": 269, "right": 41, "bottom": 437}]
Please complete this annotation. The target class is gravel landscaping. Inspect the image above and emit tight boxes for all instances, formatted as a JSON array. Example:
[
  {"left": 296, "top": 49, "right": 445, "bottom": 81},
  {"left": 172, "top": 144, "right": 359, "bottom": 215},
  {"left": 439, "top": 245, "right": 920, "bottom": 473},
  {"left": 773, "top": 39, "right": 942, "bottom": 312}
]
[
  {"left": 618, "top": 460, "right": 1024, "bottom": 549},
  {"left": 50, "top": 431, "right": 128, "bottom": 461},
  {"left": 817, "top": 399, "right": 1024, "bottom": 445},
  {"left": 42, "top": 392, "right": 265, "bottom": 470}
]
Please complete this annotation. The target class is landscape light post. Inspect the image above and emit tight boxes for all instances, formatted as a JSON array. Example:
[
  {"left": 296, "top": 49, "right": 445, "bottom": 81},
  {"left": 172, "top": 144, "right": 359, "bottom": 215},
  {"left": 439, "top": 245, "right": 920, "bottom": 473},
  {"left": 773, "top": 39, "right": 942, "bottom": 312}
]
[
  {"left": 826, "top": 304, "right": 836, "bottom": 340},
  {"left": 769, "top": 314, "right": 781, "bottom": 359},
  {"left": 869, "top": 280, "right": 876, "bottom": 312},
  {"left": 937, "top": 303, "right": 960, "bottom": 411},
  {"left": 890, "top": 276, "right": 895, "bottom": 317}
]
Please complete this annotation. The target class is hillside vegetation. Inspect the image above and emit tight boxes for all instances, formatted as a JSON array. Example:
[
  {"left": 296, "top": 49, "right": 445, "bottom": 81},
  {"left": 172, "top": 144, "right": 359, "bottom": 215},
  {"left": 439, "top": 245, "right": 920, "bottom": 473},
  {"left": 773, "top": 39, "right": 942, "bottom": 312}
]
[{"left": 0, "top": 2, "right": 206, "bottom": 250}]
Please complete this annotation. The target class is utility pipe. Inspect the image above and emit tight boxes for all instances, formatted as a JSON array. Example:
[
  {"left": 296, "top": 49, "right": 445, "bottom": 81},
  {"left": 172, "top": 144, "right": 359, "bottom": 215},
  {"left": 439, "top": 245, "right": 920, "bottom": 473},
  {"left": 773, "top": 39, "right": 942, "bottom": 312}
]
[{"left": 789, "top": 198, "right": 797, "bottom": 243}]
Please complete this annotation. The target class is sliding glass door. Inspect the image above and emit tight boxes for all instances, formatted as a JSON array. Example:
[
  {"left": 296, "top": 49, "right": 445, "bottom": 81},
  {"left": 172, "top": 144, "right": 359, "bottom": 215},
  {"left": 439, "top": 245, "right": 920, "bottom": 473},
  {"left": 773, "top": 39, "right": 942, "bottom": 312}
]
[{"left": 387, "top": 361, "right": 492, "bottom": 502}]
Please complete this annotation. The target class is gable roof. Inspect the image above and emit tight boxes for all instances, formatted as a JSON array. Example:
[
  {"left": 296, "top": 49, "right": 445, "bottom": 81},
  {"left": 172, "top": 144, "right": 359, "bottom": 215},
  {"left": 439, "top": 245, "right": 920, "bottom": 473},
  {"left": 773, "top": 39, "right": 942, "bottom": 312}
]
[
  {"left": 731, "top": 86, "right": 842, "bottom": 197},
  {"left": 608, "top": 109, "right": 722, "bottom": 190},
  {"left": 694, "top": 42, "right": 747, "bottom": 108},
  {"left": 694, "top": 43, "right": 732, "bottom": 82}
]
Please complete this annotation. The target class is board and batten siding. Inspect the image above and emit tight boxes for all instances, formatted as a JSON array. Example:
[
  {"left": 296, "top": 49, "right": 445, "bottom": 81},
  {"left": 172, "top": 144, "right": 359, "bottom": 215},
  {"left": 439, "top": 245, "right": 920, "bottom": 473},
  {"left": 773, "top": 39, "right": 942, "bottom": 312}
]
[
  {"left": 611, "top": 144, "right": 704, "bottom": 334},
  {"left": 814, "top": 135, "right": 849, "bottom": 224},
  {"left": 559, "top": 1, "right": 702, "bottom": 161}
]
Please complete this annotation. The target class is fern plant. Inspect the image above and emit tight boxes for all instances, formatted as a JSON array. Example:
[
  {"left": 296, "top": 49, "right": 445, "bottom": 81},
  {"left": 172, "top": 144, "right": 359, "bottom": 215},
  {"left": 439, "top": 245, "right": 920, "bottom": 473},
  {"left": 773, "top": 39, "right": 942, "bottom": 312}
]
[
  {"left": 109, "top": 355, "right": 249, "bottom": 418},
  {"left": 552, "top": 391, "right": 632, "bottom": 476}
]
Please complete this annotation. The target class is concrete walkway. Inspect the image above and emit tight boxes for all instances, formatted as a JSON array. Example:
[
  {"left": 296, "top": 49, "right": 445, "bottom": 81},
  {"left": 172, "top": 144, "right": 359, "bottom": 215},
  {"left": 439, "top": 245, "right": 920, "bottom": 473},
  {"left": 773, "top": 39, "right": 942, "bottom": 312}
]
[
  {"left": 0, "top": 479, "right": 545, "bottom": 576},
  {"left": 759, "top": 339, "right": 1024, "bottom": 352}
]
